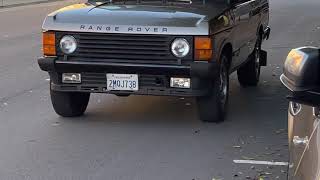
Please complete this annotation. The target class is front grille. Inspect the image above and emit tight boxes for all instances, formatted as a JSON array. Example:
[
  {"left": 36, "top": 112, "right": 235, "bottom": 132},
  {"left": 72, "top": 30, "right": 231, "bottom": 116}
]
[{"left": 56, "top": 32, "right": 193, "bottom": 65}]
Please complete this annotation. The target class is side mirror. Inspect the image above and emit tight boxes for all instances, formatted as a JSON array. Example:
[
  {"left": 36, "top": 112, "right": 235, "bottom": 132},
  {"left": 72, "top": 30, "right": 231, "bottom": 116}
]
[{"left": 281, "top": 47, "right": 320, "bottom": 106}]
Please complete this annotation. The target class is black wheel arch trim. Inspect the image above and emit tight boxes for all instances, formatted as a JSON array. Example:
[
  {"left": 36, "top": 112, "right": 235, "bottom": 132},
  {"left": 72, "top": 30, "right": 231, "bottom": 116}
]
[{"left": 217, "top": 39, "right": 233, "bottom": 70}]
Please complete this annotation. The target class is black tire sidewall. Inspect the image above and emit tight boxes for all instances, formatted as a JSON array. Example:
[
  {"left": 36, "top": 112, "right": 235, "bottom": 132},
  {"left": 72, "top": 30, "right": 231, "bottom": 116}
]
[
  {"left": 197, "top": 55, "right": 229, "bottom": 122},
  {"left": 217, "top": 55, "right": 229, "bottom": 117},
  {"left": 237, "top": 35, "right": 263, "bottom": 86},
  {"left": 50, "top": 88, "right": 90, "bottom": 117}
]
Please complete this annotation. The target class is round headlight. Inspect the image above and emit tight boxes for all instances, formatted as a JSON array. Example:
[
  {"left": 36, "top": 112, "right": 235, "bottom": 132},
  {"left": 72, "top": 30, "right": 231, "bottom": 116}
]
[
  {"left": 171, "top": 38, "right": 190, "bottom": 58},
  {"left": 60, "top": 35, "right": 77, "bottom": 54}
]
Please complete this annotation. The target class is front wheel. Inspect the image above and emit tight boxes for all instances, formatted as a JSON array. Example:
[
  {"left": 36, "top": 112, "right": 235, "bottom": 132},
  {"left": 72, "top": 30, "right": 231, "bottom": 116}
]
[
  {"left": 196, "top": 55, "right": 229, "bottom": 123},
  {"left": 50, "top": 90, "right": 90, "bottom": 117}
]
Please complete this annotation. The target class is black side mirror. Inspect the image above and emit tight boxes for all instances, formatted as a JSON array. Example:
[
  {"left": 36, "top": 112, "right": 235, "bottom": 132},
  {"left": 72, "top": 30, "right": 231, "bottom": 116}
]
[{"left": 281, "top": 47, "right": 320, "bottom": 106}]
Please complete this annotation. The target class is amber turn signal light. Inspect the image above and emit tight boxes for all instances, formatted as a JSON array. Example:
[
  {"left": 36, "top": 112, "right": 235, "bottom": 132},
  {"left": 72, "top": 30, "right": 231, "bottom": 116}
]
[
  {"left": 194, "top": 37, "right": 213, "bottom": 61},
  {"left": 43, "top": 32, "right": 56, "bottom": 56}
]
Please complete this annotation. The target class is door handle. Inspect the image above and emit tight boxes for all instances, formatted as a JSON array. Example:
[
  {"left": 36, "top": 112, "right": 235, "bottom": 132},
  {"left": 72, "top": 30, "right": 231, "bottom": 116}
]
[{"left": 293, "top": 136, "right": 309, "bottom": 146}]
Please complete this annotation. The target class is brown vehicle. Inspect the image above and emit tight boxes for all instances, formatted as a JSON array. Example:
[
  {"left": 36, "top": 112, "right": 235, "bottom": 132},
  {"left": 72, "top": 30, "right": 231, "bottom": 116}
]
[
  {"left": 281, "top": 47, "right": 320, "bottom": 180},
  {"left": 38, "top": 0, "right": 271, "bottom": 122}
]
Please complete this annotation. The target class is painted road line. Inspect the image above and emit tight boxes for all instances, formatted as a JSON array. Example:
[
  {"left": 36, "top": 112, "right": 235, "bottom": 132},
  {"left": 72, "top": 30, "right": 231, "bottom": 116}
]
[{"left": 233, "top": 160, "right": 289, "bottom": 166}]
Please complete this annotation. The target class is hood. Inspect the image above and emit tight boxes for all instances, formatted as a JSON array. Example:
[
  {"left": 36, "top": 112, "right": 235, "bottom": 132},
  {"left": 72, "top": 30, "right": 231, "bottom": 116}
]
[{"left": 43, "top": 3, "right": 227, "bottom": 35}]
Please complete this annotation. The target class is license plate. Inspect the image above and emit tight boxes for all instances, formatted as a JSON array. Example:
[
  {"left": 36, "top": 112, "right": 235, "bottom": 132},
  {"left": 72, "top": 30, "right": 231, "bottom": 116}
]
[{"left": 106, "top": 74, "right": 139, "bottom": 91}]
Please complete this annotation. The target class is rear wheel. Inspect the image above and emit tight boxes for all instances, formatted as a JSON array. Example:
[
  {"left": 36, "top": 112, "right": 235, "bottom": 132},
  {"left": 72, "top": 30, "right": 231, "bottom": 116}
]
[
  {"left": 197, "top": 55, "right": 229, "bottom": 123},
  {"left": 237, "top": 35, "right": 262, "bottom": 87},
  {"left": 50, "top": 90, "right": 90, "bottom": 117}
]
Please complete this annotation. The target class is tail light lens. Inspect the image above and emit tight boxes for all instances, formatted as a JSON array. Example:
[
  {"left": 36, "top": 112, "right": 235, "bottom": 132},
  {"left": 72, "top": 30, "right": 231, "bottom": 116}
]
[
  {"left": 43, "top": 31, "right": 56, "bottom": 56},
  {"left": 194, "top": 37, "right": 213, "bottom": 61}
]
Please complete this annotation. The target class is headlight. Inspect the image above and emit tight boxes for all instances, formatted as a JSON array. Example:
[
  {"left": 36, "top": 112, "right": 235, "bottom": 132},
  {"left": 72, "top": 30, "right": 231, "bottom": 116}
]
[
  {"left": 171, "top": 38, "right": 190, "bottom": 58},
  {"left": 60, "top": 35, "right": 77, "bottom": 54}
]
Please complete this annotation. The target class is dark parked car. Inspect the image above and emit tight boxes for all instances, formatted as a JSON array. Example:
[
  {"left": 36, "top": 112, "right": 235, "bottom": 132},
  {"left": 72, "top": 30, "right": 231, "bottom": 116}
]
[
  {"left": 38, "top": 0, "right": 270, "bottom": 122},
  {"left": 281, "top": 47, "right": 320, "bottom": 180}
]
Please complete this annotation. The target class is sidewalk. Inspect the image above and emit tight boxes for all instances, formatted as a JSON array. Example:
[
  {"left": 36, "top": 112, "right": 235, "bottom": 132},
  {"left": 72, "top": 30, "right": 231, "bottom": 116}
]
[{"left": 0, "top": 0, "right": 70, "bottom": 7}]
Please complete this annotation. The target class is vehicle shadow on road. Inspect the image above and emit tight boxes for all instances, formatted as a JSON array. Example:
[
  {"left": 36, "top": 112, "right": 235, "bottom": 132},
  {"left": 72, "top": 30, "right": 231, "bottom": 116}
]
[
  {"left": 63, "top": 73, "right": 289, "bottom": 128},
  {"left": 54, "top": 74, "right": 289, "bottom": 180},
  {"left": 84, "top": 94, "right": 198, "bottom": 124}
]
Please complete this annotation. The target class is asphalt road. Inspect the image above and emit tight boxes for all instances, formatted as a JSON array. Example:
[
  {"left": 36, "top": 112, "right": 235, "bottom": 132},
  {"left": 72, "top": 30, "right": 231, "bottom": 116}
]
[
  {"left": 0, "top": 0, "right": 63, "bottom": 7},
  {"left": 0, "top": 0, "right": 319, "bottom": 179}
]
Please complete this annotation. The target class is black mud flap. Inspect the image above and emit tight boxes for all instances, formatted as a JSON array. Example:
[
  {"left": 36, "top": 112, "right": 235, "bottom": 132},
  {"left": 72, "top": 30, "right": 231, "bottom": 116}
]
[
  {"left": 260, "top": 50, "right": 267, "bottom": 66},
  {"left": 263, "top": 26, "right": 271, "bottom": 40}
]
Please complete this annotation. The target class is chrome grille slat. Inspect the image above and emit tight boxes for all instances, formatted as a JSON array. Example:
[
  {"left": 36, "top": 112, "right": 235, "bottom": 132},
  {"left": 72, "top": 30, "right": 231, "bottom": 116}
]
[
  {"left": 77, "top": 44, "right": 168, "bottom": 51},
  {"left": 77, "top": 48, "right": 169, "bottom": 55},
  {"left": 67, "top": 57, "right": 179, "bottom": 65},
  {"left": 79, "top": 40, "right": 168, "bottom": 46},
  {"left": 71, "top": 53, "right": 168, "bottom": 60}
]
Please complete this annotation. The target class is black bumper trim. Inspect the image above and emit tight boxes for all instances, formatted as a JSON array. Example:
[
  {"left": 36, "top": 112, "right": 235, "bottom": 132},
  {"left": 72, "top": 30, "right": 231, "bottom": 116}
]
[
  {"left": 50, "top": 83, "right": 208, "bottom": 97},
  {"left": 38, "top": 57, "right": 218, "bottom": 97},
  {"left": 38, "top": 57, "right": 56, "bottom": 72},
  {"left": 38, "top": 57, "right": 219, "bottom": 79},
  {"left": 280, "top": 74, "right": 315, "bottom": 92},
  {"left": 56, "top": 60, "right": 191, "bottom": 69}
]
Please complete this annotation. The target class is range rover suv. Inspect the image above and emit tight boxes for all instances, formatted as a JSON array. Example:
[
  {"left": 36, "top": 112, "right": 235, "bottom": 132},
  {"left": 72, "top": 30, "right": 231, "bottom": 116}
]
[{"left": 38, "top": 0, "right": 271, "bottom": 122}]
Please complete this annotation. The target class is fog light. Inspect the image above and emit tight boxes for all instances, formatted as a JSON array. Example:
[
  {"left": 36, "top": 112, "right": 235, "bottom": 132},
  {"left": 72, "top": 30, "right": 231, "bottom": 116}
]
[
  {"left": 62, "top": 73, "right": 81, "bottom": 84},
  {"left": 170, "top": 78, "right": 191, "bottom": 89}
]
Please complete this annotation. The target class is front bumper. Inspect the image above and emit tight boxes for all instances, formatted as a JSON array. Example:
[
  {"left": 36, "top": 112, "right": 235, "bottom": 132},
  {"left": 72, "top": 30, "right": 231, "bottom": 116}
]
[{"left": 38, "top": 57, "right": 219, "bottom": 97}]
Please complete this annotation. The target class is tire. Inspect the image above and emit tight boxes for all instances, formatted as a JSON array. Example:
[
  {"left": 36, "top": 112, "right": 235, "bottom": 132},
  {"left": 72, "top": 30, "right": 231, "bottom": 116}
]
[
  {"left": 50, "top": 90, "right": 90, "bottom": 117},
  {"left": 237, "top": 35, "right": 262, "bottom": 87},
  {"left": 196, "top": 55, "right": 229, "bottom": 123}
]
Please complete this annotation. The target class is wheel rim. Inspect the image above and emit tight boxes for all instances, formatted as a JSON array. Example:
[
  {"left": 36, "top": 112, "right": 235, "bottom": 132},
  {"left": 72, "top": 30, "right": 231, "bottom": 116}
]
[{"left": 219, "top": 62, "right": 228, "bottom": 106}]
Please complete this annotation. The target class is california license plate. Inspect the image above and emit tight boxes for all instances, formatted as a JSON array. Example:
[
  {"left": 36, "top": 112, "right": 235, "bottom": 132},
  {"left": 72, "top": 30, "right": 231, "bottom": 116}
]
[{"left": 106, "top": 74, "right": 139, "bottom": 91}]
